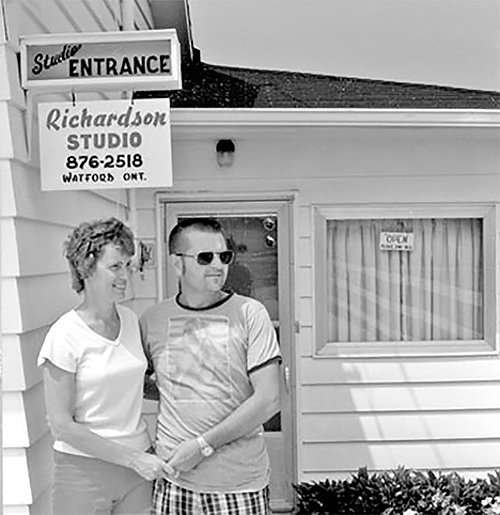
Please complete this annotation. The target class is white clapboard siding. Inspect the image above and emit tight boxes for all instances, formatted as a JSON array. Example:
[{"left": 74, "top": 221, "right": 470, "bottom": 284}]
[
  {"left": 136, "top": 206, "right": 157, "bottom": 238},
  {"left": 3, "top": 383, "right": 47, "bottom": 448},
  {"left": 301, "top": 382, "right": 500, "bottom": 412},
  {"left": 0, "top": 101, "right": 27, "bottom": 159},
  {"left": 3, "top": 273, "right": 79, "bottom": 334},
  {"left": 301, "top": 440, "right": 500, "bottom": 474},
  {"left": 2, "top": 217, "right": 71, "bottom": 277},
  {"left": 4, "top": 0, "right": 121, "bottom": 44},
  {"left": 5, "top": 160, "right": 128, "bottom": 224},
  {"left": 302, "top": 411, "right": 500, "bottom": 442},
  {"left": 2, "top": 328, "right": 48, "bottom": 392},
  {"left": 3, "top": 432, "right": 53, "bottom": 507},
  {"left": 299, "top": 356, "right": 500, "bottom": 384},
  {"left": 4, "top": 489, "right": 51, "bottom": 515},
  {"left": 135, "top": 0, "right": 154, "bottom": 29},
  {"left": 0, "top": 41, "right": 24, "bottom": 104},
  {"left": 1, "top": 1, "right": 151, "bottom": 512}
]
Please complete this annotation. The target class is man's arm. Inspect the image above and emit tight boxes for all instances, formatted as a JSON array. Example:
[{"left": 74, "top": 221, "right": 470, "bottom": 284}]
[
  {"left": 205, "top": 359, "right": 281, "bottom": 448},
  {"left": 166, "top": 360, "right": 281, "bottom": 473}
]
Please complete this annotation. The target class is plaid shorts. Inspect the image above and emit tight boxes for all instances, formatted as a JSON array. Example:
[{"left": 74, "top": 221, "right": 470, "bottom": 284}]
[{"left": 151, "top": 478, "right": 271, "bottom": 515}]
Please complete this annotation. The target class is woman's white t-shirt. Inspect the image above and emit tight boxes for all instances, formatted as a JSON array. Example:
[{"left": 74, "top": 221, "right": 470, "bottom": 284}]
[{"left": 38, "top": 304, "right": 151, "bottom": 457}]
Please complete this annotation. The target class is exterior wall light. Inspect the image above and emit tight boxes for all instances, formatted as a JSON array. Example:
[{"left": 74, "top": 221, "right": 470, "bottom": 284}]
[{"left": 216, "top": 139, "right": 235, "bottom": 167}]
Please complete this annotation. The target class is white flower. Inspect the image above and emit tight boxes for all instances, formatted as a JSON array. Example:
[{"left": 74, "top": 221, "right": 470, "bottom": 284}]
[{"left": 491, "top": 497, "right": 500, "bottom": 515}]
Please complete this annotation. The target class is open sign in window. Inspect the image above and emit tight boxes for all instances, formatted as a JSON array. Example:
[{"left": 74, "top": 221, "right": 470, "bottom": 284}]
[{"left": 379, "top": 231, "right": 414, "bottom": 251}]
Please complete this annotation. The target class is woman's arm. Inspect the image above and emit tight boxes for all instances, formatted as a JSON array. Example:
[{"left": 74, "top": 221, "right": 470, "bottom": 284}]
[{"left": 43, "top": 360, "right": 169, "bottom": 480}]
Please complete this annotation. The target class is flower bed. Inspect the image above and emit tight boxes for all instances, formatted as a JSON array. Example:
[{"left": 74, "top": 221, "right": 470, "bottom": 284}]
[{"left": 293, "top": 467, "right": 500, "bottom": 514}]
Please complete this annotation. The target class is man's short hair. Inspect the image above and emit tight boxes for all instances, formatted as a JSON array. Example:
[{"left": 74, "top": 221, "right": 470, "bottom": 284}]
[{"left": 168, "top": 218, "right": 225, "bottom": 254}]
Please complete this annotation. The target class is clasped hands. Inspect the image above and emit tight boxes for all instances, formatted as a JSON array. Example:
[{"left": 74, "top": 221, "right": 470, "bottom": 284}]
[{"left": 132, "top": 438, "right": 206, "bottom": 481}]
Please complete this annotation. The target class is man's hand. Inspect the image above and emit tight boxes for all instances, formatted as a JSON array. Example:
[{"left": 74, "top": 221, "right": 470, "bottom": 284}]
[{"left": 165, "top": 439, "right": 205, "bottom": 474}]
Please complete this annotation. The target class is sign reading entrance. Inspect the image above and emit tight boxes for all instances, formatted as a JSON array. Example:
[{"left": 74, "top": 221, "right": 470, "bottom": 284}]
[
  {"left": 21, "top": 30, "right": 181, "bottom": 92},
  {"left": 38, "top": 99, "right": 172, "bottom": 191},
  {"left": 379, "top": 231, "right": 414, "bottom": 251}
]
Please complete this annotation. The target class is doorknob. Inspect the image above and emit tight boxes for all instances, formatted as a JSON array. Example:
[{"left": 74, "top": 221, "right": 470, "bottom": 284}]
[{"left": 283, "top": 366, "right": 290, "bottom": 393}]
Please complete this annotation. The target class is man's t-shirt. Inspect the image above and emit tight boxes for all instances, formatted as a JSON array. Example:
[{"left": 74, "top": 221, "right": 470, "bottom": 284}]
[{"left": 140, "top": 293, "right": 281, "bottom": 493}]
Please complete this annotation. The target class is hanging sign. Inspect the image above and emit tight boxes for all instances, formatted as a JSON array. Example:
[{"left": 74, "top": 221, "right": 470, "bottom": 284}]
[
  {"left": 20, "top": 30, "right": 181, "bottom": 92},
  {"left": 379, "top": 232, "right": 414, "bottom": 251},
  {"left": 38, "top": 99, "right": 172, "bottom": 191}
]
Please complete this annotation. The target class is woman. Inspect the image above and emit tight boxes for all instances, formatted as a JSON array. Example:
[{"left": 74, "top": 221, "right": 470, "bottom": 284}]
[{"left": 38, "top": 217, "right": 169, "bottom": 515}]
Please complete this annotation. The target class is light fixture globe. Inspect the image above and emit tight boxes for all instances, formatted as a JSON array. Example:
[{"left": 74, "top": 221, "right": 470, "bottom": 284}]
[{"left": 216, "top": 139, "right": 235, "bottom": 167}]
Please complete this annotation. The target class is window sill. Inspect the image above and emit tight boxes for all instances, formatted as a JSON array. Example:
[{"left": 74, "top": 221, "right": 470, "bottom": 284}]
[{"left": 315, "top": 339, "right": 498, "bottom": 359}]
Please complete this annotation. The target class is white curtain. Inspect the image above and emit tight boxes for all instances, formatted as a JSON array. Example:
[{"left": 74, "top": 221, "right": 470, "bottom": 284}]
[{"left": 326, "top": 218, "right": 483, "bottom": 342}]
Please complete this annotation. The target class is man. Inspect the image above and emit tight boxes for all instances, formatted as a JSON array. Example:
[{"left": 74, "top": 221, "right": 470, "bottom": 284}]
[{"left": 140, "top": 218, "right": 281, "bottom": 515}]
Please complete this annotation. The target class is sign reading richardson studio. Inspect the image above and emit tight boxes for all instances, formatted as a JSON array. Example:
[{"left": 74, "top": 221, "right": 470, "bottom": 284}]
[
  {"left": 39, "top": 99, "right": 172, "bottom": 191},
  {"left": 20, "top": 30, "right": 181, "bottom": 92}
]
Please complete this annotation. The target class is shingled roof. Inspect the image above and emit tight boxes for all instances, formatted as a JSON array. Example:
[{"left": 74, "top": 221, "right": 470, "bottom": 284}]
[{"left": 137, "top": 61, "right": 500, "bottom": 109}]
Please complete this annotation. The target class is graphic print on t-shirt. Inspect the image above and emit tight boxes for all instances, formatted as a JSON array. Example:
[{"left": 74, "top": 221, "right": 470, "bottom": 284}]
[{"left": 164, "top": 315, "right": 231, "bottom": 401}]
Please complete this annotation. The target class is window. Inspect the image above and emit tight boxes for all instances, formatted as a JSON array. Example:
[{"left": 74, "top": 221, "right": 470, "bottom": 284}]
[{"left": 314, "top": 205, "right": 497, "bottom": 357}]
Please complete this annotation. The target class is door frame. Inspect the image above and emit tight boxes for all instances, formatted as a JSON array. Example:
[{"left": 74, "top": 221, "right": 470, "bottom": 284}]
[{"left": 154, "top": 191, "right": 298, "bottom": 511}]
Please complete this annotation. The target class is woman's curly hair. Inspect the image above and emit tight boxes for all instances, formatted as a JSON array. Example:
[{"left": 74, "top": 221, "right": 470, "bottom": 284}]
[{"left": 64, "top": 217, "right": 135, "bottom": 293}]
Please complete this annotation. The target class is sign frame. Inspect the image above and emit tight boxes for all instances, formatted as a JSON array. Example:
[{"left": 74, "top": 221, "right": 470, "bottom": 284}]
[
  {"left": 20, "top": 29, "right": 181, "bottom": 92},
  {"left": 38, "top": 98, "right": 173, "bottom": 191}
]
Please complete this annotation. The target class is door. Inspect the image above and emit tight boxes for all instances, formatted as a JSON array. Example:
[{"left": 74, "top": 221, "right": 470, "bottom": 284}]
[{"left": 161, "top": 199, "right": 295, "bottom": 512}]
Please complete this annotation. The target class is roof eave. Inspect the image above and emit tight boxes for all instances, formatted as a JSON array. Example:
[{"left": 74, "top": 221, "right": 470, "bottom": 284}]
[{"left": 170, "top": 108, "right": 500, "bottom": 129}]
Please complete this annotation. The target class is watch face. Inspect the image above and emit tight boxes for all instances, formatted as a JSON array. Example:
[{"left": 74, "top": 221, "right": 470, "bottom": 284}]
[
  {"left": 202, "top": 445, "right": 213, "bottom": 456},
  {"left": 197, "top": 436, "right": 214, "bottom": 456}
]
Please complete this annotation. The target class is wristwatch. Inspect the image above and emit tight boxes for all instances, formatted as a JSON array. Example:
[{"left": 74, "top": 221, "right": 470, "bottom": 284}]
[{"left": 196, "top": 436, "right": 214, "bottom": 457}]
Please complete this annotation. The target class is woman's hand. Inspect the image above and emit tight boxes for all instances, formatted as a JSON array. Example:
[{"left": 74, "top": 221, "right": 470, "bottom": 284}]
[{"left": 129, "top": 451, "right": 174, "bottom": 481}]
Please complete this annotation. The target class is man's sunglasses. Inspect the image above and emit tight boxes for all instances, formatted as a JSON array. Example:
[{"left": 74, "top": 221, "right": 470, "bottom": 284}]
[{"left": 175, "top": 250, "right": 234, "bottom": 266}]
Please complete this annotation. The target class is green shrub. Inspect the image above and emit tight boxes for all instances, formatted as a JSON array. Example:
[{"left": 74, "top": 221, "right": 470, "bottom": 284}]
[{"left": 293, "top": 467, "right": 500, "bottom": 515}]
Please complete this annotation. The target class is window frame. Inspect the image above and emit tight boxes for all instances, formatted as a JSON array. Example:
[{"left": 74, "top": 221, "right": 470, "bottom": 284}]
[{"left": 313, "top": 203, "right": 498, "bottom": 358}]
